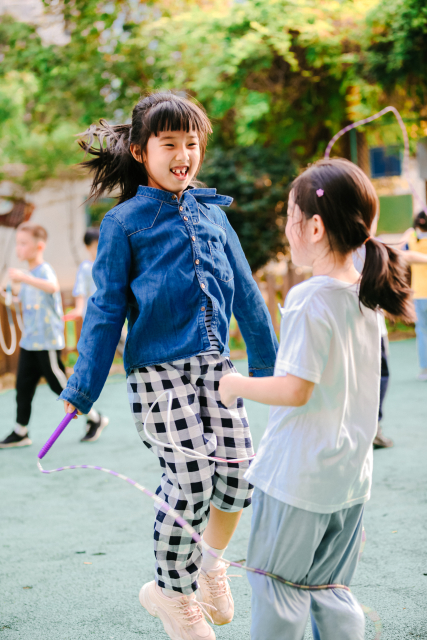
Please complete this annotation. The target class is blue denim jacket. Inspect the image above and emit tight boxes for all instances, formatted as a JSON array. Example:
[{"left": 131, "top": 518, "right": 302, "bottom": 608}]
[{"left": 60, "top": 186, "right": 278, "bottom": 413}]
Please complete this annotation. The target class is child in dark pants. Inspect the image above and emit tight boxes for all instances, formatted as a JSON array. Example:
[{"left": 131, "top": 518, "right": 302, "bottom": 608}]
[{"left": 0, "top": 224, "right": 66, "bottom": 448}]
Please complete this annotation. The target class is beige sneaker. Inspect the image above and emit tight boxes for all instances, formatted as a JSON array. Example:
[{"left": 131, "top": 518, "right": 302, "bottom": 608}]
[
  {"left": 197, "top": 562, "right": 234, "bottom": 626},
  {"left": 139, "top": 580, "right": 216, "bottom": 640}
]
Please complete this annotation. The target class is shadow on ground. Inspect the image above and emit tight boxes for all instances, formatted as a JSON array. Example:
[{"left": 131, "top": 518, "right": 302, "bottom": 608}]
[{"left": 0, "top": 340, "right": 426, "bottom": 639}]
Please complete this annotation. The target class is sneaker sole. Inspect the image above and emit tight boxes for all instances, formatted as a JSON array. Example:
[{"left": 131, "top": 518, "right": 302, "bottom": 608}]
[
  {"left": 0, "top": 438, "right": 32, "bottom": 449},
  {"left": 80, "top": 417, "right": 109, "bottom": 443}
]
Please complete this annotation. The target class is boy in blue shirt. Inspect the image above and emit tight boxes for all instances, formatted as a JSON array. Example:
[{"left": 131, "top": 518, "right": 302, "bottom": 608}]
[{"left": 0, "top": 224, "right": 66, "bottom": 448}]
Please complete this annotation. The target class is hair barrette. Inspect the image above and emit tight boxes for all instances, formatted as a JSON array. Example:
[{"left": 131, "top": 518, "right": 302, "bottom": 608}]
[{"left": 316, "top": 189, "right": 324, "bottom": 197}]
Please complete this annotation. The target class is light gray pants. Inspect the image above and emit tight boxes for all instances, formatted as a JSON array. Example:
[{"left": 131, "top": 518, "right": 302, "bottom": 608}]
[{"left": 247, "top": 489, "right": 365, "bottom": 640}]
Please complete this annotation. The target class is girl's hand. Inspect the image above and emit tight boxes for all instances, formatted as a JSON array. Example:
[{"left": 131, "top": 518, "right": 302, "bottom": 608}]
[
  {"left": 63, "top": 401, "right": 82, "bottom": 418},
  {"left": 219, "top": 372, "right": 243, "bottom": 407}
]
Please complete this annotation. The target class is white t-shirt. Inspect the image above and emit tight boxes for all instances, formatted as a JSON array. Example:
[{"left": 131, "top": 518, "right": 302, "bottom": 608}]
[{"left": 244, "top": 276, "right": 381, "bottom": 514}]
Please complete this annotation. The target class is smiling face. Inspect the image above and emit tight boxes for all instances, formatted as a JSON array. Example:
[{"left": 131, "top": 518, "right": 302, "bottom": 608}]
[{"left": 132, "top": 129, "right": 201, "bottom": 197}]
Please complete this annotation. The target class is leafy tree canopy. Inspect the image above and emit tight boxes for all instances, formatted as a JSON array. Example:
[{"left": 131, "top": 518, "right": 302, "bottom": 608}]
[
  {"left": 135, "top": 0, "right": 377, "bottom": 160},
  {"left": 364, "top": 0, "right": 427, "bottom": 107},
  {"left": 1, "top": 0, "right": 426, "bottom": 268}
]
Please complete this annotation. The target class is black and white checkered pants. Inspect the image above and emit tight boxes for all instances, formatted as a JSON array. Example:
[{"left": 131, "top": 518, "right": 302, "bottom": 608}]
[{"left": 127, "top": 354, "right": 254, "bottom": 594}]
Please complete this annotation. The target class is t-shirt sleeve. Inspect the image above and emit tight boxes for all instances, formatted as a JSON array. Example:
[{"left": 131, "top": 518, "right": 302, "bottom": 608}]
[
  {"left": 40, "top": 263, "right": 58, "bottom": 284},
  {"left": 73, "top": 263, "right": 88, "bottom": 297},
  {"left": 275, "top": 289, "right": 332, "bottom": 384}
]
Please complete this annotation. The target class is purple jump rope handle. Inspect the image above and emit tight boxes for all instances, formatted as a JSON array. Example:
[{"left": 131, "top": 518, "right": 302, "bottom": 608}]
[{"left": 38, "top": 410, "right": 77, "bottom": 459}]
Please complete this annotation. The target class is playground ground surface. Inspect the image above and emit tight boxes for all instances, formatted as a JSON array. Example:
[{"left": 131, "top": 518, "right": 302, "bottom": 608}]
[{"left": 1, "top": 338, "right": 426, "bottom": 640}]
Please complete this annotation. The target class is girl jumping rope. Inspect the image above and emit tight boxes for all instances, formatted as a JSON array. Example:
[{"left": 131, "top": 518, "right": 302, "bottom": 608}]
[
  {"left": 219, "top": 158, "right": 412, "bottom": 640},
  {"left": 60, "top": 92, "right": 278, "bottom": 640}
]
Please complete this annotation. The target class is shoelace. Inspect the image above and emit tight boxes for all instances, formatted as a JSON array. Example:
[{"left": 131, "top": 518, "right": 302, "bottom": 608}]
[
  {"left": 176, "top": 597, "right": 215, "bottom": 626},
  {"left": 205, "top": 572, "right": 241, "bottom": 598}
]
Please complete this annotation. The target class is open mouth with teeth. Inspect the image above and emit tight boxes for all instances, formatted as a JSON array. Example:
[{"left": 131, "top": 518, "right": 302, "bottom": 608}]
[{"left": 170, "top": 166, "right": 189, "bottom": 180}]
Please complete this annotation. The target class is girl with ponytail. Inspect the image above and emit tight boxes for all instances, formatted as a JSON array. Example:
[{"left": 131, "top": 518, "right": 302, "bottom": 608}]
[
  {"left": 219, "top": 158, "right": 413, "bottom": 640},
  {"left": 59, "top": 91, "right": 278, "bottom": 640}
]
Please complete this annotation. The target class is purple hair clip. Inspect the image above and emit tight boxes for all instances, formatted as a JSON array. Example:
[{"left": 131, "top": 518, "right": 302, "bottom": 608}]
[{"left": 316, "top": 189, "right": 324, "bottom": 197}]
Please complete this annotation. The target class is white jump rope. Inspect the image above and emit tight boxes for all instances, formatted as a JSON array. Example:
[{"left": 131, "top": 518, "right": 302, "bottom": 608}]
[
  {"left": 142, "top": 389, "right": 256, "bottom": 464},
  {"left": 0, "top": 284, "right": 23, "bottom": 356}
]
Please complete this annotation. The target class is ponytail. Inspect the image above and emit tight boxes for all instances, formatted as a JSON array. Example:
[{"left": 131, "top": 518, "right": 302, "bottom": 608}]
[
  {"left": 79, "top": 120, "right": 143, "bottom": 204},
  {"left": 78, "top": 91, "right": 212, "bottom": 204},
  {"left": 291, "top": 158, "right": 413, "bottom": 322},
  {"left": 360, "top": 239, "right": 412, "bottom": 322}
]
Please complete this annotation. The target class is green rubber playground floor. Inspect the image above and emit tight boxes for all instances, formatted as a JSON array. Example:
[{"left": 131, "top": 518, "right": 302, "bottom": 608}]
[{"left": 1, "top": 340, "right": 426, "bottom": 640}]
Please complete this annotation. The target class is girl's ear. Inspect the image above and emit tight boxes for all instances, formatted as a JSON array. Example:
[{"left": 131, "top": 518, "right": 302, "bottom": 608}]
[
  {"left": 311, "top": 214, "right": 326, "bottom": 244},
  {"left": 130, "top": 144, "right": 143, "bottom": 163}
]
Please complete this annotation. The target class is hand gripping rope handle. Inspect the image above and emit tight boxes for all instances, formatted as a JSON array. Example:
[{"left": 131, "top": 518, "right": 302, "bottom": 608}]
[
  {"left": 37, "top": 394, "right": 349, "bottom": 593},
  {"left": 38, "top": 410, "right": 77, "bottom": 459}
]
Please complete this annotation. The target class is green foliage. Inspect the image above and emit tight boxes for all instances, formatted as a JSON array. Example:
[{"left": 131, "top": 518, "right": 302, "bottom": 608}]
[
  {"left": 135, "top": 0, "right": 374, "bottom": 161},
  {"left": 0, "top": 2, "right": 146, "bottom": 188},
  {"left": 85, "top": 197, "right": 115, "bottom": 226},
  {"left": 199, "top": 145, "right": 294, "bottom": 271},
  {"left": 364, "top": 0, "right": 427, "bottom": 102},
  {"left": 1, "top": 0, "right": 427, "bottom": 269}
]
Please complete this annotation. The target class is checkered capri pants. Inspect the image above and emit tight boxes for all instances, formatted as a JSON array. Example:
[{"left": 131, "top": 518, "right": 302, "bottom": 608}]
[{"left": 127, "top": 354, "right": 254, "bottom": 594}]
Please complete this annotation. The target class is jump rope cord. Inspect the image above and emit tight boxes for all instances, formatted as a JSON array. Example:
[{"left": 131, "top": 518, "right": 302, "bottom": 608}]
[
  {"left": 37, "top": 105, "right": 412, "bottom": 605},
  {"left": 37, "top": 392, "right": 350, "bottom": 592},
  {"left": 325, "top": 105, "right": 427, "bottom": 218}
]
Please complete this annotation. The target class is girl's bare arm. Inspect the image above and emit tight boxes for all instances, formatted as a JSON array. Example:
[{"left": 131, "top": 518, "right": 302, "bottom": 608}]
[{"left": 219, "top": 372, "right": 314, "bottom": 408}]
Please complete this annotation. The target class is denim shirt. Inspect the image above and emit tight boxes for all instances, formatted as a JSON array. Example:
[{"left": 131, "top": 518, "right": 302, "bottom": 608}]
[{"left": 60, "top": 186, "right": 278, "bottom": 413}]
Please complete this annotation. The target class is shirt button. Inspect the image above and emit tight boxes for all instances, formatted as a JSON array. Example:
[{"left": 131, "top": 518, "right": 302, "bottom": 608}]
[
  {"left": 195, "top": 259, "right": 200, "bottom": 265},
  {"left": 201, "top": 306, "right": 206, "bottom": 311},
  {"left": 192, "top": 236, "right": 196, "bottom": 241},
  {"left": 249, "top": 372, "right": 254, "bottom": 377},
  {"left": 183, "top": 216, "right": 188, "bottom": 221},
  {"left": 179, "top": 206, "right": 184, "bottom": 211},
  {"left": 172, "top": 195, "right": 177, "bottom": 200},
  {"left": 201, "top": 283, "right": 205, "bottom": 289}
]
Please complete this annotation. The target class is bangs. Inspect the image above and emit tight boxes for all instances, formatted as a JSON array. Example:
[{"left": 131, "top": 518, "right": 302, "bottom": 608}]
[{"left": 144, "top": 99, "right": 212, "bottom": 138}]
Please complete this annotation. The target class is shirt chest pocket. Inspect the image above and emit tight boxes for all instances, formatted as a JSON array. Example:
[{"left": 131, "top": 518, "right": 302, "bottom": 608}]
[{"left": 208, "top": 241, "right": 234, "bottom": 282}]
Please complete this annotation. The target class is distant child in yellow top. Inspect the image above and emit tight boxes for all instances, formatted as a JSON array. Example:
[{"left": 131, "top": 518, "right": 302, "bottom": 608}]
[{"left": 400, "top": 211, "right": 427, "bottom": 380}]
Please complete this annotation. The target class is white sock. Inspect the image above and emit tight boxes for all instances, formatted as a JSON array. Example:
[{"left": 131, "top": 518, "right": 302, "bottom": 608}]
[
  {"left": 14, "top": 424, "right": 28, "bottom": 437},
  {"left": 201, "top": 539, "right": 226, "bottom": 573},
  {"left": 162, "top": 587, "right": 183, "bottom": 599},
  {"left": 87, "top": 408, "right": 100, "bottom": 422}
]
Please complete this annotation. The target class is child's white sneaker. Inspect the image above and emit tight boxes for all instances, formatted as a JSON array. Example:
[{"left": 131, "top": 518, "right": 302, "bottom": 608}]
[
  {"left": 197, "top": 562, "right": 234, "bottom": 626},
  {"left": 139, "top": 580, "right": 216, "bottom": 640}
]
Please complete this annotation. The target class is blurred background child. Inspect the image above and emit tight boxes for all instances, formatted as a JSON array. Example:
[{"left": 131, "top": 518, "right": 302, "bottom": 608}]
[
  {"left": 354, "top": 213, "right": 427, "bottom": 448},
  {"left": 400, "top": 211, "right": 427, "bottom": 381},
  {"left": 63, "top": 227, "right": 99, "bottom": 322},
  {"left": 63, "top": 227, "right": 109, "bottom": 442},
  {"left": 0, "top": 224, "right": 66, "bottom": 448}
]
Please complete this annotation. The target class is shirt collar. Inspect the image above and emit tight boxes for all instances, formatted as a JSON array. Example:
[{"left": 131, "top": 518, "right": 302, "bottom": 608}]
[{"left": 136, "top": 185, "right": 233, "bottom": 208}]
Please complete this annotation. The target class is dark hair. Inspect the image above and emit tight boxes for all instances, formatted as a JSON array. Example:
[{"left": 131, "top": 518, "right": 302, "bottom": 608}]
[
  {"left": 78, "top": 91, "right": 212, "bottom": 204},
  {"left": 290, "top": 158, "right": 412, "bottom": 321},
  {"left": 83, "top": 227, "right": 100, "bottom": 246},
  {"left": 414, "top": 210, "right": 427, "bottom": 233},
  {"left": 17, "top": 223, "right": 48, "bottom": 242}
]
